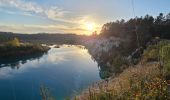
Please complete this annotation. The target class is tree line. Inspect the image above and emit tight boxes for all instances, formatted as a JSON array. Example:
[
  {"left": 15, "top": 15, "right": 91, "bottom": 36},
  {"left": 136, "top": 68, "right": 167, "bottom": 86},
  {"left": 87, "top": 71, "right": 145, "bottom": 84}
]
[{"left": 99, "top": 13, "right": 170, "bottom": 52}]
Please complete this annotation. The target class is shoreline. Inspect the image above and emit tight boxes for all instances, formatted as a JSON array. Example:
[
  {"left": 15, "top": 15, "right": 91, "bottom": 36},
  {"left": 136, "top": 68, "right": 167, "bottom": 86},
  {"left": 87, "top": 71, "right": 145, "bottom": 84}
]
[
  {"left": 0, "top": 44, "right": 50, "bottom": 59},
  {"left": 76, "top": 39, "right": 170, "bottom": 99}
]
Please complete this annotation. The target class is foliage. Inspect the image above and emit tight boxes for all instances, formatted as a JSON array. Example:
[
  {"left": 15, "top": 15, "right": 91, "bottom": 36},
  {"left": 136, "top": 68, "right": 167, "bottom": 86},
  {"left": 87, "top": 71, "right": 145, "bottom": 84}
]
[
  {"left": 143, "top": 40, "right": 170, "bottom": 78},
  {"left": 0, "top": 35, "right": 10, "bottom": 43},
  {"left": 0, "top": 32, "right": 83, "bottom": 45},
  {"left": 99, "top": 68, "right": 112, "bottom": 79},
  {"left": 99, "top": 13, "right": 170, "bottom": 53},
  {"left": 0, "top": 42, "right": 50, "bottom": 59},
  {"left": 87, "top": 13, "right": 170, "bottom": 80},
  {"left": 158, "top": 41, "right": 170, "bottom": 79},
  {"left": 124, "top": 77, "right": 169, "bottom": 100},
  {"left": 143, "top": 43, "right": 159, "bottom": 62},
  {"left": 6, "top": 37, "right": 20, "bottom": 47},
  {"left": 40, "top": 85, "right": 56, "bottom": 100},
  {"left": 86, "top": 78, "right": 169, "bottom": 100},
  {"left": 78, "top": 40, "right": 170, "bottom": 100},
  {"left": 111, "top": 56, "right": 128, "bottom": 73}
]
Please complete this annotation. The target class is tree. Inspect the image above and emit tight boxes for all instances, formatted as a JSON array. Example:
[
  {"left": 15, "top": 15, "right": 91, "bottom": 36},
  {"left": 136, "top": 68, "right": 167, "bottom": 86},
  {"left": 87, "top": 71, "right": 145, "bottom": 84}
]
[
  {"left": 92, "top": 31, "right": 98, "bottom": 36},
  {"left": 155, "top": 13, "right": 164, "bottom": 25}
]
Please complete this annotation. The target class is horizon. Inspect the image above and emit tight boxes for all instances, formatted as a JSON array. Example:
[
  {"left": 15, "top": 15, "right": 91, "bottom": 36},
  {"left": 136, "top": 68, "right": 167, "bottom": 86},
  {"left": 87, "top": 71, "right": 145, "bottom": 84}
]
[
  {"left": 0, "top": 0, "right": 170, "bottom": 35},
  {"left": 0, "top": 1, "right": 170, "bottom": 99},
  {"left": 0, "top": 31, "right": 81, "bottom": 35}
]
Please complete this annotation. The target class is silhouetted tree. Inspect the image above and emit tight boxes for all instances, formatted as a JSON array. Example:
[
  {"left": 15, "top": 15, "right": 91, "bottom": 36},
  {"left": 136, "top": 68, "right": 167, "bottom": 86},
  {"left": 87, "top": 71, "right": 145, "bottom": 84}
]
[
  {"left": 99, "top": 12, "right": 170, "bottom": 52},
  {"left": 92, "top": 31, "right": 98, "bottom": 36}
]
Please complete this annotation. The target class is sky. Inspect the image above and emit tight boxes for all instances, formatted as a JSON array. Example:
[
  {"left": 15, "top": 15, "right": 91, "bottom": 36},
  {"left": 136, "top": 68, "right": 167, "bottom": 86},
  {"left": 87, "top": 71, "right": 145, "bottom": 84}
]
[{"left": 0, "top": 0, "right": 169, "bottom": 35}]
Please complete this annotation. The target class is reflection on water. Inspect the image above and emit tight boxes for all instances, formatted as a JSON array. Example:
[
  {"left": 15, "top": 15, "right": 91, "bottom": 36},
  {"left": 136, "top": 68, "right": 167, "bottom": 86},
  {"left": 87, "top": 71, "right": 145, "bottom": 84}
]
[
  {"left": 0, "top": 45, "right": 100, "bottom": 100},
  {"left": 0, "top": 53, "right": 46, "bottom": 69}
]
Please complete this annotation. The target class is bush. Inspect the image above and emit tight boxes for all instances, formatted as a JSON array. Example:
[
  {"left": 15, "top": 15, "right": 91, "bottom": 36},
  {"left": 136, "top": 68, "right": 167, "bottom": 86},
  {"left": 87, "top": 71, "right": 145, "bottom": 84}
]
[
  {"left": 6, "top": 37, "right": 20, "bottom": 47},
  {"left": 0, "top": 42, "right": 50, "bottom": 59},
  {"left": 158, "top": 41, "right": 170, "bottom": 79}
]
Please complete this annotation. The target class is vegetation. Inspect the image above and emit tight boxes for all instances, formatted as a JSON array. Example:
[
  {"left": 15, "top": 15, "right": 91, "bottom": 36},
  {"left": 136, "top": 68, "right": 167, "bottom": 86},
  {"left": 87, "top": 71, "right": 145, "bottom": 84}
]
[
  {"left": 5, "top": 37, "right": 20, "bottom": 47},
  {"left": 99, "top": 12, "right": 170, "bottom": 58},
  {"left": 0, "top": 35, "right": 10, "bottom": 43},
  {"left": 100, "top": 13, "right": 170, "bottom": 45},
  {"left": 0, "top": 38, "right": 50, "bottom": 59},
  {"left": 77, "top": 40, "right": 170, "bottom": 100},
  {"left": 1, "top": 12, "right": 170, "bottom": 100},
  {"left": 40, "top": 85, "right": 56, "bottom": 100},
  {"left": 77, "top": 12, "right": 170, "bottom": 99},
  {"left": 0, "top": 32, "right": 85, "bottom": 45},
  {"left": 85, "top": 13, "right": 170, "bottom": 79}
]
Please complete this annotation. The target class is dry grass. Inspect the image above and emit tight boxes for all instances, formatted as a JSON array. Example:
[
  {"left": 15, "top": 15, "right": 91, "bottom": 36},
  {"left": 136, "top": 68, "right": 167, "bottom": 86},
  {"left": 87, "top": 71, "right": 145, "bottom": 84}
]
[
  {"left": 76, "top": 40, "right": 170, "bottom": 100},
  {"left": 76, "top": 61, "right": 169, "bottom": 100}
]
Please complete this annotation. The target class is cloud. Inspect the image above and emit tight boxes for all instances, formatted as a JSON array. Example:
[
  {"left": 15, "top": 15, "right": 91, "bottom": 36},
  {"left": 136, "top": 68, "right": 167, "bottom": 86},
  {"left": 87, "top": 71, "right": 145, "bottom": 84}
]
[
  {"left": 0, "top": 0, "right": 101, "bottom": 34},
  {"left": 46, "top": 7, "right": 66, "bottom": 20},
  {"left": 0, "top": 0, "right": 43, "bottom": 13},
  {"left": 0, "top": 0, "right": 69, "bottom": 21},
  {"left": 0, "top": 24, "right": 62, "bottom": 33},
  {"left": 0, "top": 24, "right": 87, "bottom": 34},
  {"left": 0, "top": 8, "right": 37, "bottom": 17},
  {"left": 0, "top": 0, "right": 94, "bottom": 24}
]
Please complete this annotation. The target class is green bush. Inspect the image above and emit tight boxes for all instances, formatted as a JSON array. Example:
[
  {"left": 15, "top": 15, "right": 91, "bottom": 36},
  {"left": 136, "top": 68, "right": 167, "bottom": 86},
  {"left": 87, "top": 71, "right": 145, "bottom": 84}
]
[{"left": 158, "top": 41, "right": 170, "bottom": 78}]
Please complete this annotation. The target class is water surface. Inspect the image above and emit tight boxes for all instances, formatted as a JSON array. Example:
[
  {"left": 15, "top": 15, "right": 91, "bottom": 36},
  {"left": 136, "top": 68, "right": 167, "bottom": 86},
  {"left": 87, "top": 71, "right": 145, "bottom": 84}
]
[{"left": 0, "top": 45, "right": 100, "bottom": 100}]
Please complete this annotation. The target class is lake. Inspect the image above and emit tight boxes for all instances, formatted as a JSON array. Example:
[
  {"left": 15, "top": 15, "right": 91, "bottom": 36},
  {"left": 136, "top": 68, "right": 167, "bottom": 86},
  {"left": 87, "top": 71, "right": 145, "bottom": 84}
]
[{"left": 0, "top": 45, "right": 100, "bottom": 100}]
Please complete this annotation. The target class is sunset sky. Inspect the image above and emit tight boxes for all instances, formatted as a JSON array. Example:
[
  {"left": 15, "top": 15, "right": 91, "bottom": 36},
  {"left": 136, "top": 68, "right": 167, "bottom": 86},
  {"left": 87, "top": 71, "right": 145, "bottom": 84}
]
[{"left": 0, "top": 0, "right": 170, "bottom": 35}]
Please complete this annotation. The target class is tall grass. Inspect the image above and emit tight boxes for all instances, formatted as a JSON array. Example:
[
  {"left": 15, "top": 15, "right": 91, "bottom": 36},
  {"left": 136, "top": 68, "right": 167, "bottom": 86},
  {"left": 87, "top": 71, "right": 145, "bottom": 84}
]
[
  {"left": 40, "top": 85, "right": 56, "bottom": 100},
  {"left": 77, "top": 40, "right": 170, "bottom": 100}
]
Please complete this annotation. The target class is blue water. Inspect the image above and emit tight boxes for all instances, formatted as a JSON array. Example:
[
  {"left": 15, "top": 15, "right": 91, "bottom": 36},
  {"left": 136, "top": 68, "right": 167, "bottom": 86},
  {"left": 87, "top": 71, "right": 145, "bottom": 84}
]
[{"left": 0, "top": 45, "right": 100, "bottom": 100}]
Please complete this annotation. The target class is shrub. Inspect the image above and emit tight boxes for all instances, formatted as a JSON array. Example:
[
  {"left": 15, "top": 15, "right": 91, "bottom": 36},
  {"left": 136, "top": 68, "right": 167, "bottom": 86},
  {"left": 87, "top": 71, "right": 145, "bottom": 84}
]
[{"left": 6, "top": 37, "right": 20, "bottom": 47}]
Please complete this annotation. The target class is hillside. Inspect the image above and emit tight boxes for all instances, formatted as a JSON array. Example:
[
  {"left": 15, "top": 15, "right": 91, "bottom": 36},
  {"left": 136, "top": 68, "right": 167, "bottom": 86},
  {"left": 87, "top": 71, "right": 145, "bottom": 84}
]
[
  {"left": 77, "top": 39, "right": 170, "bottom": 100},
  {"left": 0, "top": 32, "right": 86, "bottom": 45},
  {"left": 75, "top": 13, "right": 170, "bottom": 99}
]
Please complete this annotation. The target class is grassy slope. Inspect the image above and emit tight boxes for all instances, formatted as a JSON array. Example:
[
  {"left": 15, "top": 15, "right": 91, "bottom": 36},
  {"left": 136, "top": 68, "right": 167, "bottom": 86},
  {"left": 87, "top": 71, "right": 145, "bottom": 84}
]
[{"left": 76, "top": 40, "right": 170, "bottom": 100}]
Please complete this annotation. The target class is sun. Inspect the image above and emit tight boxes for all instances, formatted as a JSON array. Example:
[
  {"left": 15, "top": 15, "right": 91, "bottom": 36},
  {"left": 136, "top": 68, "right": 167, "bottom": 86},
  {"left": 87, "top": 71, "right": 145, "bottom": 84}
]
[{"left": 85, "top": 22, "right": 96, "bottom": 31}]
